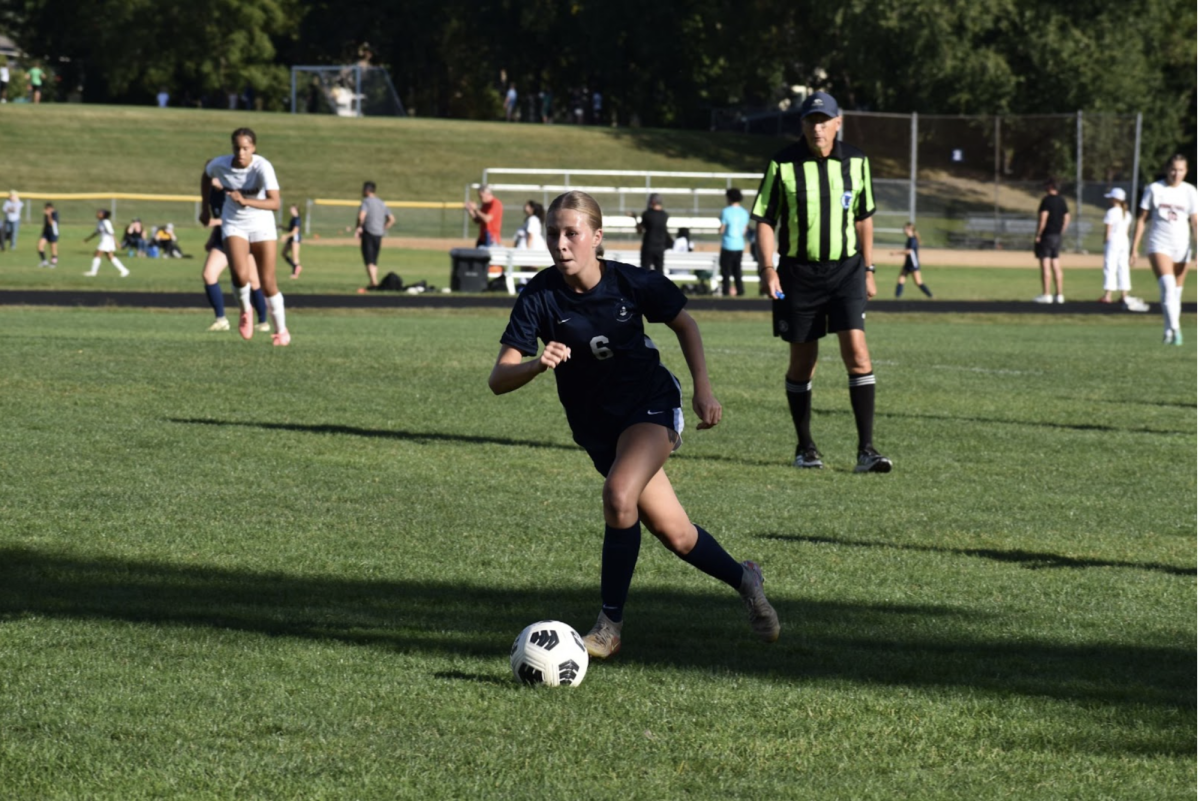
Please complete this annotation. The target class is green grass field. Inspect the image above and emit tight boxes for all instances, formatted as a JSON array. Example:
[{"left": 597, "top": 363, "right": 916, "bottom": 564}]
[{"left": 0, "top": 306, "right": 1194, "bottom": 799}]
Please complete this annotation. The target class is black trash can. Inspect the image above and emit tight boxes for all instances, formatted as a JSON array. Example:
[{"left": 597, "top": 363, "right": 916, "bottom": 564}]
[{"left": 449, "top": 248, "right": 491, "bottom": 292}]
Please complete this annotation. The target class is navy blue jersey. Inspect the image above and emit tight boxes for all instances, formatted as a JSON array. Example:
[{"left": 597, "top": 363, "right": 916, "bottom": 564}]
[
  {"left": 500, "top": 260, "right": 687, "bottom": 430},
  {"left": 288, "top": 215, "right": 301, "bottom": 232},
  {"left": 905, "top": 235, "right": 918, "bottom": 255},
  {"left": 208, "top": 187, "right": 227, "bottom": 220}
]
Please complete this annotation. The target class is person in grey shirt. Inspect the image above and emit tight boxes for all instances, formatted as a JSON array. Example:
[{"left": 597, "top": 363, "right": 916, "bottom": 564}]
[{"left": 355, "top": 181, "right": 396, "bottom": 288}]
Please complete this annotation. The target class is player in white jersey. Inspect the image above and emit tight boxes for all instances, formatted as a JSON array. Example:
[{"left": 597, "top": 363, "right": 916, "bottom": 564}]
[
  {"left": 1098, "top": 188, "right": 1145, "bottom": 310},
  {"left": 82, "top": 209, "right": 130, "bottom": 277},
  {"left": 201, "top": 127, "right": 290, "bottom": 346},
  {"left": 1130, "top": 154, "right": 1198, "bottom": 345}
]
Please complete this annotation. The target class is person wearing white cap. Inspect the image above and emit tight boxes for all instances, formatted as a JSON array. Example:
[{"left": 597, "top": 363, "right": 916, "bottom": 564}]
[
  {"left": 1130, "top": 153, "right": 1198, "bottom": 345},
  {"left": 1099, "top": 187, "right": 1146, "bottom": 310}
]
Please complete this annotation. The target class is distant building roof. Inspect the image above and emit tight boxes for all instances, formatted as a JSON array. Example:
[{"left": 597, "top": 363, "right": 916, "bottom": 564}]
[{"left": 0, "top": 34, "right": 24, "bottom": 58}]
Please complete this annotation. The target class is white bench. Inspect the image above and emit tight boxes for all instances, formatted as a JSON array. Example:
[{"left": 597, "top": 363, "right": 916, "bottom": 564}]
[
  {"left": 600, "top": 215, "right": 723, "bottom": 236},
  {"left": 487, "top": 246, "right": 759, "bottom": 295}
]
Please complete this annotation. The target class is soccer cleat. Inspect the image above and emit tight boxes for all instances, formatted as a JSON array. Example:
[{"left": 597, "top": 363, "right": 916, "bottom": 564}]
[
  {"left": 83, "top": 271, "right": 97, "bottom": 277},
  {"left": 793, "top": 444, "right": 824, "bottom": 469},
  {"left": 582, "top": 611, "right": 622, "bottom": 659},
  {"left": 39, "top": 260, "right": 48, "bottom": 267},
  {"left": 238, "top": 311, "right": 254, "bottom": 340},
  {"left": 1163, "top": 329, "right": 1175, "bottom": 345},
  {"left": 255, "top": 322, "right": 272, "bottom": 332},
  {"left": 1032, "top": 294, "right": 1053, "bottom": 304},
  {"left": 272, "top": 329, "right": 291, "bottom": 347},
  {"left": 207, "top": 317, "right": 231, "bottom": 332},
  {"left": 1054, "top": 294, "right": 1065, "bottom": 304},
  {"left": 1173, "top": 330, "right": 1184, "bottom": 346},
  {"left": 739, "top": 561, "right": 780, "bottom": 644},
  {"left": 1123, "top": 296, "right": 1150, "bottom": 313},
  {"left": 854, "top": 446, "right": 893, "bottom": 473}
]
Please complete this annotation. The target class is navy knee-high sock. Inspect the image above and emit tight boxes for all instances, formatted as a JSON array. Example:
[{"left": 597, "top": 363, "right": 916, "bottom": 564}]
[
  {"left": 678, "top": 525, "right": 744, "bottom": 590},
  {"left": 250, "top": 288, "right": 268, "bottom": 324},
  {"left": 204, "top": 282, "right": 225, "bottom": 317},
  {"left": 600, "top": 522, "right": 641, "bottom": 623}
]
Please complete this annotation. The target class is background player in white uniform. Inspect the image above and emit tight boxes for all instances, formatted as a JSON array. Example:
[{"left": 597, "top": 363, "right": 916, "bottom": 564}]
[
  {"left": 1130, "top": 154, "right": 1198, "bottom": 345},
  {"left": 82, "top": 209, "right": 129, "bottom": 277},
  {"left": 201, "top": 127, "right": 290, "bottom": 346},
  {"left": 1098, "top": 188, "right": 1145, "bottom": 310}
]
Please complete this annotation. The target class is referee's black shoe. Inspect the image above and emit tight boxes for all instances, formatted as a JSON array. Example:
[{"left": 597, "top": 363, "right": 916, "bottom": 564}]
[
  {"left": 793, "top": 444, "right": 824, "bottom": 469},
  {"left": 854, "top": 446, "right": 893, "bottom": 473}
]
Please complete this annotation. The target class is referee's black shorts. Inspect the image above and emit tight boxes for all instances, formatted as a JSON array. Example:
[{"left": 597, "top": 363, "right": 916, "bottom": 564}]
[{"left": 772, "top": 254, "right": 867, "bottom": 342}]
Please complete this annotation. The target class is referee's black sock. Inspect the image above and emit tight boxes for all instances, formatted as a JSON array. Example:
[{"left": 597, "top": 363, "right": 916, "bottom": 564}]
[
  {"left": 785, "top": 377, "right": 815, "bottom": 448},
  {"left": 848, "top": 372, "right": 877, "bottom": 452}
]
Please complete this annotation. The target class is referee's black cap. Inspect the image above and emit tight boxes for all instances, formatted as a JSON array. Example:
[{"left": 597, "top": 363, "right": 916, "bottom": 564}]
[{"left": 799, "top": 91, "right": 840, "bottom": 119}]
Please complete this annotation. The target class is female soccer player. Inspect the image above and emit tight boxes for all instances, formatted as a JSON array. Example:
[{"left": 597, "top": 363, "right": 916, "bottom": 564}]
[
  {"left": 200, "top": 127, "right": 290, "bottom": 346},
  {"left": 1130, "top": 154, "right": 1198, "bottom": 345},
  {"left": 82, "top": 209, "right": 130, "bottom": 277},
  {"left": 37, "top": 202, "right": 59, "bottom": 267},
  {"left": 1098, "top": 188, "right": 1144, "bottom": 310},
  {"left": 488, "top": 190, "right": 780, "bottom": 659},
  {"left": 282, "top": 204, "right": 303, "bottom": 278},
  {"left": 890, "top": 222, "right": 933, "bottom": 298},
  {"left": 201, "top": 176, "right": 269, "bottom": 333}
]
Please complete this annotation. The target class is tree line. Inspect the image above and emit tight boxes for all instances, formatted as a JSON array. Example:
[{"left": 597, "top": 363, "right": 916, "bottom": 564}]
[{"left": 3, "top": 0, "right": 1195, "bottom": 174}]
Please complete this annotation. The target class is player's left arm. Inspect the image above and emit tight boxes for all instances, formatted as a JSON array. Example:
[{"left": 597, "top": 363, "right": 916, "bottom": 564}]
[
  {"left": 665, "top": 310, "right": 721, "bottom": 429},
  {"left": 228, "top": 188, "right": 280, "bottom": 212}
]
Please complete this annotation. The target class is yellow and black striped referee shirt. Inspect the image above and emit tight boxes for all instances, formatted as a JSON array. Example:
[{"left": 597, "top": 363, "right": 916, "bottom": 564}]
[{"left": 751, "top": 139, "right": 876, "bottom": 263}]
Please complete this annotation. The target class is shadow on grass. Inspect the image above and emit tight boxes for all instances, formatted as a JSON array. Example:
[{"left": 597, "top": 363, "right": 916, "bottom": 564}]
[
  {"left": 867, "top": 409, "right": 1194, "bottom": 437},
  {"left": 168, "top": 417, "right": 784, "bottom": 467},
  {"left": 1, "top": 545, "right": 1192, "bottom": 753},
  {"left": 763, "top": 533, "right": 1197, "bottom": 577}
]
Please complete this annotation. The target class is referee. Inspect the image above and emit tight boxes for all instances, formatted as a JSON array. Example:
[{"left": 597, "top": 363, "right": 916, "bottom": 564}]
[{"left": 752, "top": 91, "right": 892, "bottom": 473}]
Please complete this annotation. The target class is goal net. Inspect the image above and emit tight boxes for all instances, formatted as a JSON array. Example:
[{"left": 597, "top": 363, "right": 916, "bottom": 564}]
[{"left": 290, "top": 65, "right": 406, "bottom": 118}]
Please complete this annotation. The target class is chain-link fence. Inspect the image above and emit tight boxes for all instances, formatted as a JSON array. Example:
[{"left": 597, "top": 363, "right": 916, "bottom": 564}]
[{"left": 716, "top": 109, "right": 1143, "bottom": 252}]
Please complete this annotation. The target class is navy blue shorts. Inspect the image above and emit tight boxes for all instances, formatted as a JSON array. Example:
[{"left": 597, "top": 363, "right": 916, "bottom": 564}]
[
  {"left": 41, "top": 228, "right": 58, "bottom": 243},
  {"left": 571, "top": 386, "right": 684, "bottom": 477}
]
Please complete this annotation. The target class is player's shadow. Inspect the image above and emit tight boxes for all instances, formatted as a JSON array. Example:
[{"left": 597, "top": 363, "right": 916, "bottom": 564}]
[
  {"left": 761, "top": 533, "right": 1197, "bottom": 577},
  {"left": 823, "top": 408, "right": 1193, "bottom": 437},
  {"left": 1, "top": 545, "right": 1192, "bottom": 758},
  {"left": 168, "top": 417, "right": 782, "bottom": 468}
]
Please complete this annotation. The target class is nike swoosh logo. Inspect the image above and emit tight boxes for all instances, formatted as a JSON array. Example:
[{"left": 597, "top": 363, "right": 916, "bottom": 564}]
[
  {"left": 647, "top": 410, "right": 664, "bottom": 415},
  {"left": 557, "top": 318, "right": 571, "bottom": 324}
]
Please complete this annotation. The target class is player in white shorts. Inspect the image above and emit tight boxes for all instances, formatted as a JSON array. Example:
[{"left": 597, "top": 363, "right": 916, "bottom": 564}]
[
  {"left": 1130, "top": 153, "right": 1198, "bottom": 346},
  {"left": 201, "top": 127, "right": 290, "bottom": 346},
  {"left": 82, "top": 209, "right": 130, "bottom": 277}
]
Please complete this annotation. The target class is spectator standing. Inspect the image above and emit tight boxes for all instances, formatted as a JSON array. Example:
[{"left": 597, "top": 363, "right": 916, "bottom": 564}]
[
  {"left": 752, "top": 90, "right": 892, "bottom": 473},
  {"left": 1033, "top": 178, "right": 1070, "bottom": 303},
  {"left": 1130, "top": 153, "right": 1198, "bottom": 345},
  {"left": 718, "top": 188, "right": 750, "bottom": 296},
  {"left": 156, "top": 87, "right": 169, "bottom": 107},
  {"left": 37, "top": 202, "right": 59, "bottom": 267},
  {"left": 540, "top": 88, "right": 553, "bottom": 124},
  {"left": 356, "top": 181, "right": 396, "bottom": 289},
  {"left": 634, "top": 193, "right": 670, "bottom": 272},
  {"left": 0, "top": 59, "right": 9, "bottom": 103},
  {"left": 591, "top": 89, "right": 603, "bottom": 125},
  {"left": 2, "top": 190, "right": 23, "bottom": 251},
  {"left": 504, "top": 83, "right": 518, "bottom": 122},
  {"left": 28, "top": 63, "right": 44, "bottom": 103},
  {"left": 465, "top": 184, "right": 504, "bottom": 247}
]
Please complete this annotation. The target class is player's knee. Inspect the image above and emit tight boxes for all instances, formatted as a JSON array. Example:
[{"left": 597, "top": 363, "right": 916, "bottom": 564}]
[{"left": 601, "top": 481, "right": 640, "bottom": 527}]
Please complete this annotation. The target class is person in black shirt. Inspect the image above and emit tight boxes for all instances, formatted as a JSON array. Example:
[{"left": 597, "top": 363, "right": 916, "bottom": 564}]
[
  {"left": 282, "top": 204, "right": 303, "bottom": 278},
  {"left": 1033, "top": 178, "right": 1071, "bottom": 303},
  {"left": 489, "top": 190, "right": 780, "bottom": 660},
  {"left": 634, "top": 193, "right": 670, "bottom": 272}
]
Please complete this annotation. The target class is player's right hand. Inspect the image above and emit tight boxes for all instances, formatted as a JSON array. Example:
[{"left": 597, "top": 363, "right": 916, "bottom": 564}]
[
  {"left": 764, "top": 269, "right": 783, "bottom": 301},
  {"left": 538, "top": 341, "right": 571, "bottom": 372}
]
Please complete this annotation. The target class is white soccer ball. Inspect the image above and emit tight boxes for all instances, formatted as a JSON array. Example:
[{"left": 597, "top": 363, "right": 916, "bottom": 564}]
[{"left": 510, "top": 620, "right": 589, "bottom": 687}]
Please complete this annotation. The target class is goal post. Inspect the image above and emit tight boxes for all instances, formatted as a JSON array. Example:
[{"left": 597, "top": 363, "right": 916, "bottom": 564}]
[{"left": 290, "top": 65, "right": 406, "bottom": 118}]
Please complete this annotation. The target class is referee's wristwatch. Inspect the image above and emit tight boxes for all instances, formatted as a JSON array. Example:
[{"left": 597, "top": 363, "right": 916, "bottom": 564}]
[{"left": 865, "top": 264, "right": 876, "bottom": 273}]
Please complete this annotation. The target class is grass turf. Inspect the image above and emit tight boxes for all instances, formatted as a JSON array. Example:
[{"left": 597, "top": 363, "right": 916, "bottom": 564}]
[{"left": 0, "top": 306, "right": 1194, "bottom": 799}]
